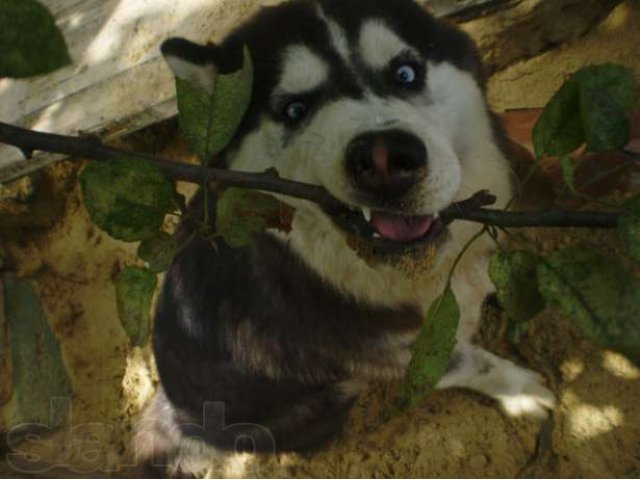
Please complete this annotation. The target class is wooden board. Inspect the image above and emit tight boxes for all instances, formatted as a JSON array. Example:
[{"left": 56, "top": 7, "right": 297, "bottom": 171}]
[
  {"left": 0, "top": 0, "right": 504, "bottom": 184},
  {"left": 422, "top": 0, "right": 517, "bottom": 20}
]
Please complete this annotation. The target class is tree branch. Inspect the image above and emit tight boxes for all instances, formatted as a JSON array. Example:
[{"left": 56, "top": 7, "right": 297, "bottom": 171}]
[
  {"left": 0, "top": 122, "right": 345, "bottom": 210},
  {"left": 0, "top": 121, "right": 620, "bottom": 230},
  {"left": 455, "top": 207, "right": 617, "bottom": 229}
]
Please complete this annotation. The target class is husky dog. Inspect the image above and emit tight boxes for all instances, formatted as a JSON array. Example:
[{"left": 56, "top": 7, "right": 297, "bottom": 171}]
[{"left": 137, "top": 0, "right": 555, "bottom": 473}]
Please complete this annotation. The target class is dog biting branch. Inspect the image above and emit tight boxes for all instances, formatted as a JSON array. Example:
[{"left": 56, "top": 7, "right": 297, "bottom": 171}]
[{"left": 0, "top": 121, "right": 620, "bottom": 229}]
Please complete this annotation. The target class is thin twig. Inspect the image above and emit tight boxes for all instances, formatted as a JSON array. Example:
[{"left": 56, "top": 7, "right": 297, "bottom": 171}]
[
  {"left": 454, "top": 207, "right": 618, "bottom": 229},
  {"left": 623, "top": 149, "right": 640, "bottom": 162},
  {"left": 0, "top": 121, "right": 622, "bottom": 230}
]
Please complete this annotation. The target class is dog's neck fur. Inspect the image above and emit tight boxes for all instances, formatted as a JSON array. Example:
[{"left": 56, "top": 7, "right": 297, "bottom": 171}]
[{"left": 280, "top": 212, "right": 495, "bottom": 309}]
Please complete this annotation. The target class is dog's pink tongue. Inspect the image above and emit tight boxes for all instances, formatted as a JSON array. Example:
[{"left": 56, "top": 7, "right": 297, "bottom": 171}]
[{"left": 370, "top": 213, "right": 434, "bottom": 242}]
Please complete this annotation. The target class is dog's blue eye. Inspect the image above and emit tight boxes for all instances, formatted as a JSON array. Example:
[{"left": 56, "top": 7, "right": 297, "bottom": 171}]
[
  {"left": 284, "top": 102, "right": 308, "bottom": 123},
  {"left": 395, "top": 65, "right": 417, "bottom": 85}
]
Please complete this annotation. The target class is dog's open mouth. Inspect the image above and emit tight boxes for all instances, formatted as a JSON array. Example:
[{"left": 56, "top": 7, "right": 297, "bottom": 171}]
[
  {"left": 319, "top": 191, "right": 496, "bottom": 255},
  {"left": 370, "top": 211, "right": 439, "bottom": 242},
  {"left": 324, "top": 205, "right": 447, "bottom": 254}
]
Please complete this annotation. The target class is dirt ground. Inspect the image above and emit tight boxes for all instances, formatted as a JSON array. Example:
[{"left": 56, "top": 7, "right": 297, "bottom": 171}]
[{"left": 1, "top": 2, "right": 640, "bottom": 478}]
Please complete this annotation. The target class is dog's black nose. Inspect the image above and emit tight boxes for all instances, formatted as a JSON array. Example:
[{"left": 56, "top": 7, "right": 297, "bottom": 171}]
[{"left": 346, "top": 130, "right": 427, "bottom": 197}]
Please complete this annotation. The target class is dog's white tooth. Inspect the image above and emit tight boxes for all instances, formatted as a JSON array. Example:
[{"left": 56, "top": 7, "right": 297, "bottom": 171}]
[
  {"left": 434, "top": 212, "right": 440, "bottom": 219},
  {"left": 362, "top": 207, "right": 372, "bottom": 222},
  {"left": 373, "top": 233, "right": 381, "bottom": 239}
]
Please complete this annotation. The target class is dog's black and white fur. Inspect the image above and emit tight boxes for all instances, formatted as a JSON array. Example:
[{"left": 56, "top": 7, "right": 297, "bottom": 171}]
[{"left": 136, "top": 0, "right": 555, "bottom": 474}]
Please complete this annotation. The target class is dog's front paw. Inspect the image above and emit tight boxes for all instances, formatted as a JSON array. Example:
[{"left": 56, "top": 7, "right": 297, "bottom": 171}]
[
  {"left": 437, "top": 345, "right": 556, "bottom": 419},
  {"left": 493, "top": 367, "right": 556, "bottom": 419}
]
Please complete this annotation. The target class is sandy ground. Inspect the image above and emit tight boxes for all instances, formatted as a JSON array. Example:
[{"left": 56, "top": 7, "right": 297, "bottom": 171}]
[
  {"left": 1, "top": 2, "right": 640, "bottom": 478},
  {"left": 1, "top": 136, "right": 639, "bottom": 478}
]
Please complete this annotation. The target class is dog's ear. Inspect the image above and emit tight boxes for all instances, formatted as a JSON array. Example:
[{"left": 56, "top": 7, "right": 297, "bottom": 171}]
[
  {"left": 161, "top": 37, "right": 245, "bottom": 92},
  {"left": 161, "top": 38, "right": 218, "bottom": 91}
]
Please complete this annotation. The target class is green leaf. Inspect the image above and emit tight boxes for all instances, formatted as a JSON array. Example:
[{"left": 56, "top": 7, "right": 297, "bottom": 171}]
[
  {"left": 581, "top": 95, "right": 628, "bottom": 153},
  {"left": 489, "top": 250, "right": 545, "bottom": 323},
  {"left": 508, "top": 321, "right": 529, "bottom": 345},
  {"left": 79, "top": 158, "right": 175, "bottom": 242},
  {"left": 0, "top": 0, "right": 71, "bottom": 78},
  {"left": 532, "top": 64, "right": 634, "bottom": 158},
  {"left": 580, "top": 88, "right": 630, "bottom": 153},
  {"left": 176, "top": 46, "right": 253, "bottom": 162},
  {"left": 572, "top": 64, "right": 635, "bottom": 111},
  {"left": 397, "top": 286, "right": 460, "bottom": 410},
  {"left": 138, "top": 232, "right": 177, "bottom": 273},
  {"left": 116, "top": 267, "right": 157, "bottom": 347},
  {"left": 3, "top": 274, "right": 71, "bottom": 428},
  {"left": 560, "top": 155, "right": 577, "bottom": 193},
  {"left": 533, "top": 80, "right": 584, "bottom": 158},
  {"left": 537, "top": 247, "right": 640, "bottom": 365},
  {"left": 577, "top": 65, "right": 634, "bottom": 153},
  {"left": 216, "top": 188, "right": 283, "bottom": 248},
  {"left": 619, "top": 195, "right": 640, "bottom": 263}
]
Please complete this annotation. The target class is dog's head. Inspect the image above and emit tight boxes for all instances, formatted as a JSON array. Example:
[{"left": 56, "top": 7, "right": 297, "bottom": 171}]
[{"left": 163, "top": 0, "right": 510, "bottom": 254}]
